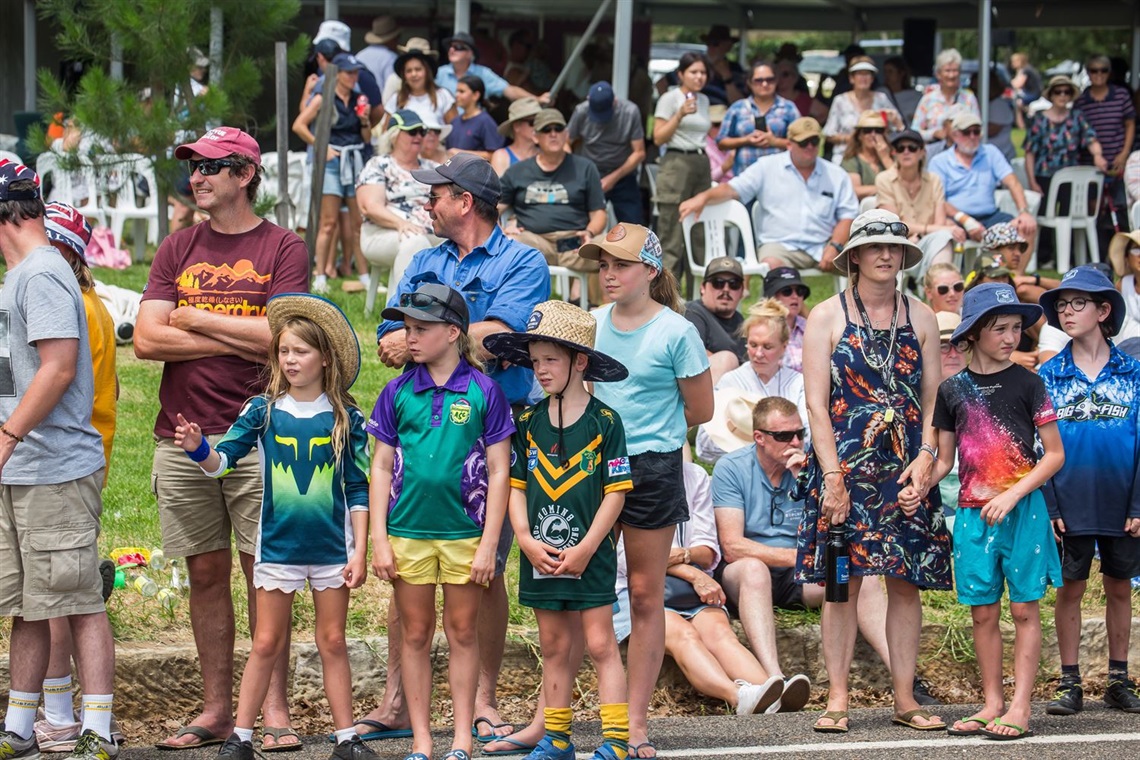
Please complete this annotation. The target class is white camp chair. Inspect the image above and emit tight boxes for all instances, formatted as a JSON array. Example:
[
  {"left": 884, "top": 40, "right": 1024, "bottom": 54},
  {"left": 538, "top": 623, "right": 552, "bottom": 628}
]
[
  {"left": 107, "top": 154, "right": 161, "bottom": 256},
  {"left": 1131, "top": 199, "right": 1140, "bottom": 232},
  {"left": 682, "top": 199, "right": 767, "bottom": 296},
  {"left": 1035, "top": 166, "right": 1103, "bottom": 272},
  {"left": 749, "top": 201, "right": 841, "bottom": 291}
]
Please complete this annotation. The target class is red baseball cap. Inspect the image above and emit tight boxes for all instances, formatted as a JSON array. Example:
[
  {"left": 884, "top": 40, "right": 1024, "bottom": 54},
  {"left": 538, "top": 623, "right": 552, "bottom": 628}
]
[{"left": 174, "top": 127, "right": 261, "bottom": 163}]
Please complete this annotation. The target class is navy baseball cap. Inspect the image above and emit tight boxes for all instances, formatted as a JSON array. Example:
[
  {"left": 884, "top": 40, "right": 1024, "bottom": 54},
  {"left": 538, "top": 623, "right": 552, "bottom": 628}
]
[
  {"left": 314, "top": 38, "right": 344, "bottom": 59},
  {"left": 411, "top": 153, "right": 501, "bottom": 207},
  {"left": 331, "top": 53, "right": 364, "bottom": 72},
  {"left": 382, "top": 282, "right": 470, "bottom": 332},
  {"left": 588, "top": 81, "right": 615, "bottom": 123},
  {"left": 951, "top": 283, "right": 1042, "bottom": 344},
  {"left": 1039, "top": 265, "right": 1126, "bottom": 337}
]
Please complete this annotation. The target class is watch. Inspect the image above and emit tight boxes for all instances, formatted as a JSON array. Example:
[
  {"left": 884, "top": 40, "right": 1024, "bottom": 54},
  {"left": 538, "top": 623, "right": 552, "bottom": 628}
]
[
  {"left": 1017, "top": 207, "right": 1031, "bottom": 215},
  {"left": 827, "top": 240, "right": 842, "bottom": 253}
]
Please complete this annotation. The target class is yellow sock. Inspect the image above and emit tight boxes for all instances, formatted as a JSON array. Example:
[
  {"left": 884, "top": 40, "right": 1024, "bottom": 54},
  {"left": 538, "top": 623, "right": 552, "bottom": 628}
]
[
  {"left": 544, "top": 706, "right": 573, "bottom": 750},
  {"left": 600, "top": 703, "right": 629, "bottom": 759}
]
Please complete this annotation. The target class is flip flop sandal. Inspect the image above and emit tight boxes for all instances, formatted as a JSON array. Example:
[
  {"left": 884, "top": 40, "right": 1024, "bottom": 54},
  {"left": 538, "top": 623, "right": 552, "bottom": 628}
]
[
  {"left": 979, "top": 718, "right": 1033, "bottom": 741},
  {"left": 328, "top": 720, "right": 414, "bottom": 742},
  {"left": 592, "top": 743, "right": 625, "bottom": 760},
  {"left": 813, "top": 711, "right": 849, "bottom": 734},
  {"left": 472, "top": 717, "right": 515, "bottom": 743},
  {"left": 892, "top": 708, "right": 947, "bottom": 731},
  {"left": 947, "top": 716, "right": 990, "bottom": 736},
  {"left": 482, "top": 736, "right": 538, "bottom": 756},
  {"left": 402, "top": 754, "right": 430, "bottom": 760},
  {"left": 261, "top": 727, "right": 303, "bottom": 753},
  {"left": 154, "top": 725, "right": 226, "bottom": 750},
  {"left": 629, "top": 741, "right": 657, "bottom": 758},
  {"left": 442, "top": 751, "right": 472, "bottom": 760}
]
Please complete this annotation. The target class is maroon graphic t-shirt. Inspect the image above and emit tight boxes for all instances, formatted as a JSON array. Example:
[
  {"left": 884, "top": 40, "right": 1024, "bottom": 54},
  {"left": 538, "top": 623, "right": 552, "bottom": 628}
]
[{"left": 142, "top": 220, "right": 309, "bottom": 437}]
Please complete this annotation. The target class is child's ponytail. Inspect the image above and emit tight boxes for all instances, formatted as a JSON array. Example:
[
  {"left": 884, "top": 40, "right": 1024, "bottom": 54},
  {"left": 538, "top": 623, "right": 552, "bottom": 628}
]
[
  {"left": 650, "top": 266, "right": 685, "bottom": 314},
  {"left": 458, "top": 332, "right": 484, "bottom": 371}
]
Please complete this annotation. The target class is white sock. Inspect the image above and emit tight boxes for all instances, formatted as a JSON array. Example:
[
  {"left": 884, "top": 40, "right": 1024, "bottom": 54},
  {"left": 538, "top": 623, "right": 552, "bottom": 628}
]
[
  {"left": 42, "top": 676, "right": 76, "bottom": 726},
  {"left": 235, "top": 727, "right": 255, "bottom": 743},
  {"left": 334, "top": 727, "right": 356, "bottom": 745},
  {"left": 4, "top": 690, "right": 40, "bottom": 740},
  {"left": 79, "top": 694, "right": 112, "bottom": 741},
  {"left": 359, "top": 272, "right": 371, "bottom": 287}
]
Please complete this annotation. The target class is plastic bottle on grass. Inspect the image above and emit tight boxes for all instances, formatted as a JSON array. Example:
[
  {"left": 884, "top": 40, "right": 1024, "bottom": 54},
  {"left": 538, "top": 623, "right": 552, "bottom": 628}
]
[{"left": 133, "top": 574, "right": 158, "bottom": 597}]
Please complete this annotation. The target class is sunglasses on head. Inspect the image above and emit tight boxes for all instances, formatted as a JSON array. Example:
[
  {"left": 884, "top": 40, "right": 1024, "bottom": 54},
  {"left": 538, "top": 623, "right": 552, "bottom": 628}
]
[
  {"left": 708, "top": 277, "right": 743, "bottom": 290},
  {"left": 759, "top": 427, "right": 805, "bottom": 443},
  {"left": 935, "top": 281, "right": 965, "bottom": 296},
  {"left": 793, "top": 136, "right": 820, "bottom": 148},
  {"left": 894, "top": 142, "right": 922, "bottom": 153},
  {"left": 400, "top": 291, "right": 462, "bottom": 323},
  {"left": 752, "top": 76, "right": 776, "bottom": 85},
  {"left": 538, "top": 124, "right": 566, "bottom": 134},
  {"left": 851, "top": 220, "right": 909, "bottom": 241},
  {"left": 188, "top": 158, "right": 236, "bottom": 176},
  {"left": 777, "top": 285, "right": 809, "bottom": 298},
  {"left": 959, "top": 127, "right": 982, "bottom": 137}
]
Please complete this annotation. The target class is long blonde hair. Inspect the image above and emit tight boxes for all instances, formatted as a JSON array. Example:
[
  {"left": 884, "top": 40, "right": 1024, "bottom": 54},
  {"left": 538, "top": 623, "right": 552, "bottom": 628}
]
[
  {"left": 740, "top": 298, "right": 790, "bottom": 343},
  {"left": 649, "top": 266, "right": 685, "bottom": 314},
  {"left": 263, "top": 317, "right": 359, "bottom": 466},
  {"left": 457, "top": 331, "right": 484, "bottom": 371}
]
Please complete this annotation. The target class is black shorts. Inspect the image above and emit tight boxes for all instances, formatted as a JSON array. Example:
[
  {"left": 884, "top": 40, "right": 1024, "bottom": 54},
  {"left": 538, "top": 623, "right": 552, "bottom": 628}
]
[
  {"left": 1060, "top": 534, "right": 1140, "bottom": 581},
  {"left": 618, "top": 449, "right": 689, "bottom": 530},
  {"left": 714, "top": 561, "right": 805, "bottom": 616}
]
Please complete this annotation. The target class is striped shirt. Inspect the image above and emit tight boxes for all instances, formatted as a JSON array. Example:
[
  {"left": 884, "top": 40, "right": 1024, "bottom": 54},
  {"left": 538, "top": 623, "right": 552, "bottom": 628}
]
[{"left": 1074, "top": 84, "right": 1136, "bottom": 164}]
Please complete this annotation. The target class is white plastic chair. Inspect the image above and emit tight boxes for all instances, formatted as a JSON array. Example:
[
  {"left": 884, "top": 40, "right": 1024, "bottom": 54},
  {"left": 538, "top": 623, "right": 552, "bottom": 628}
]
[
  {"left": 858, "top": 195, "right": 878, "bottom": 213},
  {"left": 749, "top": 201, "right": 841, "bottom": 291},
  {"left": 645, "top": 162, "right": 660, "bottom": 231},
  {"left": 1131, "top": 199, "right": 1140, "bottom": 232},
  {"left": 107, "top": 154, "right": 160, "bottom": 254},
  {"left": 682, "top": 200, "right": 767, "bottom": 296},
  {"left": 37, "top": 152, "right": 109, "bottom": 227},
  {"left": 549, "top": 266, "right": 589, "bottom": 309},
  {"left": 1011, "top": 156, "right": 1029, "bottom": 190},
  {"left": 1036, "top": 166, "right": 1103, "bottom": 272}
]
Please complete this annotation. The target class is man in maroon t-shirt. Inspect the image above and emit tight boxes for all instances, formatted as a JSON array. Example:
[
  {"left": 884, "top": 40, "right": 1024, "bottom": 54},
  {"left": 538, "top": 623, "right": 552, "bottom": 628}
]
[{"left": 135, "top": 127, "right": 308, "bottom": 750}]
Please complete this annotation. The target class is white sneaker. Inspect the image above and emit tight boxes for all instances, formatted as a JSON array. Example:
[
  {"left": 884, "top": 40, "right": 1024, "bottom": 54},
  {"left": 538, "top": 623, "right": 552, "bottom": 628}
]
[
  {"left": 34, "top": 718, "right": 81, "bottom": 752},
  {"left": 778, "top": 673, "right": 812, "bottom": 712},
  {"left": 313, "top": 274, "right": 329, "bottom": 294},
  {"left": 735, "top": 676, "right": 784, "bottom": 715}
]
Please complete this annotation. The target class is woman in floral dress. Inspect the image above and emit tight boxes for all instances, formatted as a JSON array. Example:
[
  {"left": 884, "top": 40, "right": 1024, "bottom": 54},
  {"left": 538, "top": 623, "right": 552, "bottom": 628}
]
[{"left": 797, "top": 210, "right": 952, "bottom": 734}]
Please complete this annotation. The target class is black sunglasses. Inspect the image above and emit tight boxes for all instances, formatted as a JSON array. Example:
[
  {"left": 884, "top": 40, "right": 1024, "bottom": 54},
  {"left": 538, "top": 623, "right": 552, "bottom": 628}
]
[
  {"left": 860, "top": 127, "right": 886, "bottom": 134},
  {"left": 708, "top": 277, "right": 743, "bottom": 290},
  {"left": 450, "top": 43, "right": 471, "bottom": 52},
  {"left": 752, "top": 76, "right": 776, "bottom": 85},
  {"left": 520, "top": 118, "right": 536, "bottom": 127},
  {"left": 759, "top": 428, "right": 805, "bottom": 443},
  {"left": 1088, "top": 67, "right": 1110, "bottom": 74},
  {"left": 793, "top": 136, "right": 820, "bottom": 148},
  {"left": 403, "top": 127, "right": 427, "bottom": 137},
  {"left": 935, "top": 281, "right": 965, "bottom": 296},
  {"left": 1052, "top": 89, "right": 1075, "bottom": 97},
  {"left": 850, "top": 220, "right": 909, "bottom": 241},
  {"left": 538, "top": 124, "right": 566, "bottom": 134},
  {"left": 959, "top": 127, "right": 983, "bottom": 137},
  {"left": 188, "top": 158, "right": 236, "bottom": 176},
  {"left": 777, "top": 285, "right": 809, "bottom": 298},
  {"left": 894, "top": 142, "right": 922, "bottom": 153}
]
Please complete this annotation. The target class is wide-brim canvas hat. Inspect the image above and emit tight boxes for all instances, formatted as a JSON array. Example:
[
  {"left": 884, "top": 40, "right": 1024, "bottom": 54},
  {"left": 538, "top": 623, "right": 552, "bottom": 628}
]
[
  {"left": 703, "top": 390, "right": 763, "bottom": 455},
  {"left": 1039, "top": 265, "right": 1126, "bottom": 336},
  {"left": 267, "top": 293, "right": 361, "bottom": 389},
  {"left": 855, "top": 110, "right": 887, "bottom": 130},
  {"left": 936, "top": 311, "right": 962, "bottom": 341},
  {"left": 365, "top": 15, "right": 401, "bottom": 45},
  {"left": 398, "top": 37, "right": 438, "bottom": 56},
  {"left": 951, "top": 282, "right": 1043, "bottom": 344},
  {"left": 498, "top": 97, "right": 543, "bottom": 137},
  {"left": 1108, "top": 230, "right": 1140, "bottom": 278},
  {"left": 483, "top": 300, "right": 628, "bottom": 383},
  {"left": 1044, "top": 74, "right": 1078, "bottom": 99},
  {"left": 834, "top": 209, "right": 922, "bottom": 275}
]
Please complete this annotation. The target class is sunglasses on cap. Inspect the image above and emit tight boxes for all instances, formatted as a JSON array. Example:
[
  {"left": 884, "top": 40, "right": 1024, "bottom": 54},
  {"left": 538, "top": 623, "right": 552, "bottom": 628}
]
[
  {"left": 959, "top": 127, "right": 983, "bottom": 137},
  {"left": 399, "top": 291, "right": 465, "bottom": 325},
  {"left": 894, "top": 142, "right": 922, "bottom": 153},
  {"left": 793, "top": 136, "right": 820, "bottom": 148},
  {"left": 935, "top": 281, "right": 965, "bottom": 296},
  {"left": 188, "top": 158, "right": 237, "bottom": 176},
  {"left": 538, "top": 124, "right": 566, "bottom": 134},
  {"left": 759, "top": 427, "right": 805, "bottom": 443},
  {"left": 708, "top": 277, "right": 743, "bottom": 290},
  {"left": 850, "top": 220, "right": 909, "bottom": 241},
  {"left": 777, "top": 285, "right": 809, "bottom": 298}
]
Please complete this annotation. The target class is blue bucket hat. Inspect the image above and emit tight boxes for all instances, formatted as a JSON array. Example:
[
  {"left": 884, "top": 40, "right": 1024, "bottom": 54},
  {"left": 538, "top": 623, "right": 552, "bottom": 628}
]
[
  {"left": 951, "top": 282, "right": 1043, "bottom": 344},
  {"left": 1039, "top": 265, "right": 1126, "bottom": 337}
]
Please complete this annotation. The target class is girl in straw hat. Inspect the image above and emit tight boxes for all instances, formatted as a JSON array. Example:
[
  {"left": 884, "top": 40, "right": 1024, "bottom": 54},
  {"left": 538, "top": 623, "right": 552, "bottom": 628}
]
[
  {"left": 484, "top": 300, "right": 632, "bottom": 760},
  {"left": 173, "top": 293, "right": 377, "bottom": 760}
]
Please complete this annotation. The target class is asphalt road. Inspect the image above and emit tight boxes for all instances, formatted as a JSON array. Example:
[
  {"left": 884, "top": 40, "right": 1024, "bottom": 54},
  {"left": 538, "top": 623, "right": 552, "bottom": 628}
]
[{"left": 120, "top": 703, "right": 1140, "bottom": 759}]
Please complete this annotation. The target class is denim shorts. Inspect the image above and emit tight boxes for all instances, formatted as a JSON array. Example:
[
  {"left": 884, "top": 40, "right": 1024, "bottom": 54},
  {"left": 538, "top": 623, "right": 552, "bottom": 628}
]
[{"left": 321, "top": 156, "right": 356, "bottom": 198}]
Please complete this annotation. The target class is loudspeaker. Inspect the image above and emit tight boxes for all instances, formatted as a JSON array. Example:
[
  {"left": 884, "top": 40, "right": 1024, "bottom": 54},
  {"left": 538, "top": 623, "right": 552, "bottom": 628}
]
[{"left": 903, "top": 19, "right": 937, "bottom": 78}]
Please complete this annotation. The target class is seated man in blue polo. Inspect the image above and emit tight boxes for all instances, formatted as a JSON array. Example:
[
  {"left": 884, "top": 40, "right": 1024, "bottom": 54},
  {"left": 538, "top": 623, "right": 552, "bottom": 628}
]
[{"left": 928, "top": 110, "right": 1038, "bottom": 253}]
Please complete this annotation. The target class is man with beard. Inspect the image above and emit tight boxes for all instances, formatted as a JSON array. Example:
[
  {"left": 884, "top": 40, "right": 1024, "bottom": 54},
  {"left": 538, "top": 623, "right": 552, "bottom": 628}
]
[{"left": 684, "top": 257, "right": 747, "bottom": 384}]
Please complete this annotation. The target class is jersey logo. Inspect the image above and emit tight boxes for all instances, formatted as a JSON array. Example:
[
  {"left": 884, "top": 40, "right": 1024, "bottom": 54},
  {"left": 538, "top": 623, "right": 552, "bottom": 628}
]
[
  {"left": 527, "top": 446, "right": 538, "bottom": 471},
  {"left": 1055, "top": 392, "right": 1132, "bottom": 422},
  {"left": 581, "top": 449, "right": 597, "bottom": 474},
  {"left": 607, "top": 457, "right": 630, "bottom": 477},
  {"left": 533, "top": 504, "right": 581, "bottom": 549},
  {"left": 450, "top": 398, "right": 471, "bottom": 425},
  {"left": 599, "top": 408, "right": 615, "bottom": 424}
]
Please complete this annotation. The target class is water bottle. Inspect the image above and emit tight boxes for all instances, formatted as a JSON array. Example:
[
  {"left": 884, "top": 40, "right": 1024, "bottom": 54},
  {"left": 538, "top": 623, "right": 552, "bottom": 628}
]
[
  {"left": 133, "top": 574, "right": 158, "bottom": 597},
  {"left": 156, "top": 587, "right": 178, "bottom": 610},
  {"left": 150, "top": 548, "right": 166, "bottom": 571},
  {"left": 825, "top": 524, "right": 849, "bottom": 603}
]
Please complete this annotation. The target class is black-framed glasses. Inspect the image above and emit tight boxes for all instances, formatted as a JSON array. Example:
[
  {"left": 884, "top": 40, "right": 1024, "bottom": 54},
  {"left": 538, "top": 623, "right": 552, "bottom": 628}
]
[
  {"left": 188, "top": 158, "right": 236, "bottom": 176},
  {"left": 778, "top": 285, "right": 809, "bottom": 298},
  {"left": 793, "top": 136, "right": 820, "bottom": 148},
  {"left": 538, "top": 124, "right": 566, "bottom": 134},
  {"left": 894, "top": 142, "right": 922, "bottom": 153},
  {"left": 850, "top": 220, "right": 909, "bottom": 241},
  {"left": 759, "top": 428, "right": 805, "bottom": 443},
  {"left": 1053, "top": 297, "right": 1090, "bottom": 313},
  {"left": 708, "top": 277, "right": 743, "bottom": 290},
  {"left": 752, "top": 76, "right": 776, "bottom": 85},
  {"left": 936, "top": 281, "right": 965, "bottom": 296},
  {"left": 770, "top": 497, "right": 786, "bottom": 526},
  {"left": 960, "top": 127, "right": 983, "bottom": 137},
  {"left": 1088, "top": 67, "right": 1110, "bottom": 74},
  {"left": 940, "top": 341, "right": 964, "bottom": 355}
]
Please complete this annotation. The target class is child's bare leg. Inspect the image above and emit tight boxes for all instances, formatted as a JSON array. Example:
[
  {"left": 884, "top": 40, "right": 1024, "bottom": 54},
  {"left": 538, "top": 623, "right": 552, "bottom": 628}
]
[
  {"left": 584, "top": 605, "right": 629, "bottom": 756},
  {"left": 395, "top": 580, "right": 438, "bottom": 757},
  {"left": 442, "top": 581, "right": 484, "bottom": 755},
  {"left": 955, "top": 602, "right": 1006, "bottom": 732},
  {"left": 312, "top": 586, "right": 353, "bottom": 731},
  {"left": 235, "top": 589, "right": 296, "bottom": 731},
  {"left": 990, "top": 600, "right": 1039, "bottom": 735}
]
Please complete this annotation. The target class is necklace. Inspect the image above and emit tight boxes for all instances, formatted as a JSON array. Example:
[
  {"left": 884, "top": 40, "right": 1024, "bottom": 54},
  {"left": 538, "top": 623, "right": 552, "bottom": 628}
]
[{"left": 851, "top": 285, "right": 899, "bottom": 385}]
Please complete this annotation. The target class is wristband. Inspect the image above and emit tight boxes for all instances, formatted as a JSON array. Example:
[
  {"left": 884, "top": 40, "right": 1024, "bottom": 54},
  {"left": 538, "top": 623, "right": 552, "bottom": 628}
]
[
  {"left": 186, "top": 438, "right": 211, "bottom": 463},
  {"left": 919, "top": 444, "right": 936, "bottom": 459},
  {"left": 822, "top": 469, "right": 843, "bottom": 478},
  {"left": 0, "top": 425, "right": 23, "bottom": 443}
]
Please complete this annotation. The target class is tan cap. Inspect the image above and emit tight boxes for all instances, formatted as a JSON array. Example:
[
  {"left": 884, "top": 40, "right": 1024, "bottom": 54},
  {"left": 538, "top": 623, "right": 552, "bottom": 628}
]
[
  {"left": 787, "top": 117, "right": 822, "bottom": 142},
  {"left": 936, "top": 311, "right": 962, "bottom": 341},
  {"left": 533, "top": 108, "right": 567, "bottom": 132},
  {"left": 709, "top": 104, "right": 728, "bottom": 124},
  {"left": 579, "top": 223, "right": 664, "bottom": 271},
  {"left": 703, "top": 256, "right": 744, "bottom": 281},
  {"left": 855, "top": 110, "right": 888, "bottom": 130},
  {"left": 951, "top": 110, "right": 982, "bottom": 131}
]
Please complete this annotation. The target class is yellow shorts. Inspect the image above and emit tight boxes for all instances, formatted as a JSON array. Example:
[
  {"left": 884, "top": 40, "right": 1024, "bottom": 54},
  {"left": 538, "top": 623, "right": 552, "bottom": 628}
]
[{"left": 389, "top": 536, "right": 483, "bottom": 586}]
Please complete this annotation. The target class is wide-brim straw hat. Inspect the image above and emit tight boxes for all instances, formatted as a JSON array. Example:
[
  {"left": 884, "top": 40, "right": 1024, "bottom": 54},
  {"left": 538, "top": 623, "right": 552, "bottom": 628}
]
[
  {"left": 702, "top": 389, "right": 763, "bottom": 454},
  {"left": 365, "top": 16, "right": 401, "bottom": 45},
  {"left": 267, "top": 293, "right": 361, "bottom": 389},
  {"left": 855, "top": 109, "right": 888, "bottom": 130},
  {"left": 834, "top": 209, "right": 922, "bottom": 275},
  {"left": 1044, "top": 74, "right": 1078, "bottom": 99},
  {"left": 498, "top": 97, "right": 543, "bottom": 137},
  {"left": 483, "top": 300, "right": 628, "bottom": 383},
  {"left": 1108, "top": 229, "right": 1140, "bottom": 278}
]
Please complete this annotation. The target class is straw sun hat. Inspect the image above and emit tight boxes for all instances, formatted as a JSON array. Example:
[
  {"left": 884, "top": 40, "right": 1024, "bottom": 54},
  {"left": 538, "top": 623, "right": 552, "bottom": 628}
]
[
  {"left": 484, "top": 300, "right": 628, "bottom": 383},
  {"left": 267, "top": 293, "right": 361, "bottom": 389},
  {"left": 702, "top": 390, "right": 764, "bottom": 454}
]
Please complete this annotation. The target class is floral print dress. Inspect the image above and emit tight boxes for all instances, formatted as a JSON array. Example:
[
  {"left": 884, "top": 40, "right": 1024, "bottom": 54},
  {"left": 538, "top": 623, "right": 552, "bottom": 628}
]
[{"left": 794, "top": 293, "right": 952, "bottom": 589}]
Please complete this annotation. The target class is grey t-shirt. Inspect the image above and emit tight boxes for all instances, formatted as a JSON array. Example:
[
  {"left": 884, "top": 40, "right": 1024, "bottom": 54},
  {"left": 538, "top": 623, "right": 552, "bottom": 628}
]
[
  {"left": 684, "top": 299, "right": 746, "bottom": 362},
  {"left": 567, "top": 99, "right": 645, "bottom": 175},
  {"left": 501, "top": 154, "right": 605, "bottom": 233},
  {"left": 0, "top": 246, "right": 103, "bottom": 485}
]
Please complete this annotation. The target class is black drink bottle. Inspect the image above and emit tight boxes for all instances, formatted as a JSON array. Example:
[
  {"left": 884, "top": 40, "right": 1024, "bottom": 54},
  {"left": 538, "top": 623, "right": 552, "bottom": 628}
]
[{"left": 825, "top": 524, "right": 849, "bottom": 603}]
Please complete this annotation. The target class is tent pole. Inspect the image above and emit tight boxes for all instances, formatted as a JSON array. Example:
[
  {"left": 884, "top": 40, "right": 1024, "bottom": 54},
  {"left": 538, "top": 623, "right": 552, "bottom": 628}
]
[
  {"left": 978, "top": 0, "right": 992, "bottom": 144},
  {"left": 455, "top": 0, "right": 471, "bottom": 34},
  {"left": 550, "top": 0, "right": 613, "bottom": 100},
  {"left": 1132, "top": 0, "right": 1140, "bottom": 90},
  {"left": 612, "top": 0, "right": 633, "bottom": 99},
  {"left": 23, "top": 0, "right": 36, "bottom": 111}
]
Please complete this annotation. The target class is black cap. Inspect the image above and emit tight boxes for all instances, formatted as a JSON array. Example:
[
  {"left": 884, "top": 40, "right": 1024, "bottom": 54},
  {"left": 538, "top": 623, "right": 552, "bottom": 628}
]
[
  {"left": 381, "top": 283, "right": 470, "bottom": 332},
  {"left": 889, "top": 129, "right": 924, "bottom": 147},
  {"left": 411, "top": 153, "right": 501, "bottom": 207},
  {"left": 314, "top": 38, "right": 344, "bottom": 60},
  {"left": 763, "top": 266, "right": 810, "bottom": 298}
]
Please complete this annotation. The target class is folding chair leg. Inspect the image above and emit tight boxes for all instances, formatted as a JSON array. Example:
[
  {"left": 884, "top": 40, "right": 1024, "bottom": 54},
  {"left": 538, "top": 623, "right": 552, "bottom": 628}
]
[{"left": 364, "top": 263, "right": 383, "bottom": 314}]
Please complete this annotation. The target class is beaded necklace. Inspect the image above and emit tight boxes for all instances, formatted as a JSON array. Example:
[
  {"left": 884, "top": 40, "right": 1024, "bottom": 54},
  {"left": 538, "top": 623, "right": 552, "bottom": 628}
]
[{"left": 851, "top": 285, "right": 900, "bottom": 422}]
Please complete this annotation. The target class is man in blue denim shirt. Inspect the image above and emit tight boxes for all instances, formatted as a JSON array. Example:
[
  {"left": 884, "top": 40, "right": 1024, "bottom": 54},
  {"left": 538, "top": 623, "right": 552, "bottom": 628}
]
[{"left": 366, "top": 154, "right": 548, "bottom": 742}]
